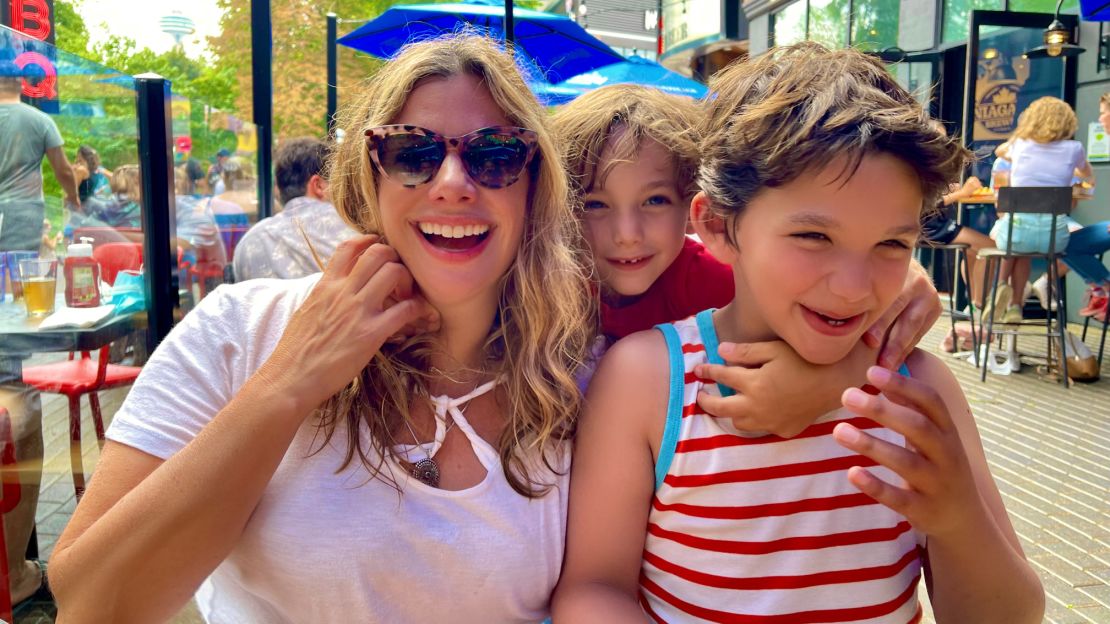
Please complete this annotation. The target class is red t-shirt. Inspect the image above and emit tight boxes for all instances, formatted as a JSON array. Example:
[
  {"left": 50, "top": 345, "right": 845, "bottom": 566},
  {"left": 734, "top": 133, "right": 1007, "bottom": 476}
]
[{"left": 600, "top": 237, "right": 735, "bottom": 339}]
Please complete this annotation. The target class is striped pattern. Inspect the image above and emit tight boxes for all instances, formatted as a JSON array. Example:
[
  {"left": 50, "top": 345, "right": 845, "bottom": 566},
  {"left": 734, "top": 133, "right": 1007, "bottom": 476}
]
[{"left": 641, "top": 313, "right": 923, "bottom": 623}]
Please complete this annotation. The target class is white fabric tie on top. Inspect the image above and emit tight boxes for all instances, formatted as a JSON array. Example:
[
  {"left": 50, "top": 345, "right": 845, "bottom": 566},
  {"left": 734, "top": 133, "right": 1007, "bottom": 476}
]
[{"left": 395, "top": 378, "right": 501, "bottom": 470}]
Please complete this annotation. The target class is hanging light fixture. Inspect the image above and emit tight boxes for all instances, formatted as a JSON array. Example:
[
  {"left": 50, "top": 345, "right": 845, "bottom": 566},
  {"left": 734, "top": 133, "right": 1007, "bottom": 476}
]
[{"left": 1024, "top": 0, "right": 1085, "bottom": 58}]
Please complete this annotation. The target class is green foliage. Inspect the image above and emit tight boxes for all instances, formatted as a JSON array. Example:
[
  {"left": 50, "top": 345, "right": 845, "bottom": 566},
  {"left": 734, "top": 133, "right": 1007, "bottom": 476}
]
[{"left": 54, "top": 0, "right": 91, "bottom": 55}]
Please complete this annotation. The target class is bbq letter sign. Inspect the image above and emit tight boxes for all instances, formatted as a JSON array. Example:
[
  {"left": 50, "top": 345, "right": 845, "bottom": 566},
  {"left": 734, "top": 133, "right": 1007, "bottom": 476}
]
[{"left": 1, "top": 0, "right": 59, "bottom": 112}]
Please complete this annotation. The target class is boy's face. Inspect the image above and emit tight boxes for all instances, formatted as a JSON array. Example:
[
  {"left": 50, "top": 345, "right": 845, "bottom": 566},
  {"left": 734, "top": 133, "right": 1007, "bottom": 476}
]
[
  {"left": 581, "top": 139, "right": 688, "bottom": 303},
  {"left": 698, "top": 153, "right": 921, "bottom": 365},
  {"left": 1099, "top": 102, "right": 1110, "bottom": 132}
]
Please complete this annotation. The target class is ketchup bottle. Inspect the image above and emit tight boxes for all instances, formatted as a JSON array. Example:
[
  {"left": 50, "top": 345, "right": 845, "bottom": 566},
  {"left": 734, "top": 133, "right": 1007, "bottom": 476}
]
[{"left": 64, "top": 237, "right": 101, "bottom": 308}]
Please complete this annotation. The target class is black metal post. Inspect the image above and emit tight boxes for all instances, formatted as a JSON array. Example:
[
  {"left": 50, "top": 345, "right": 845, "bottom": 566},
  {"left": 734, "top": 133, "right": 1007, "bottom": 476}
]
[
  {"left": 251, "top": 0, "right": 274, "bottom": 219},
  {"left": 504, "top": 0, "right": 514, "bottom": 45},
  {"left": 327, "top": 13, "right": 338, "bottom": 137},
  {"left": 135, "top": 74, "right": 178, "bottom": 348}
]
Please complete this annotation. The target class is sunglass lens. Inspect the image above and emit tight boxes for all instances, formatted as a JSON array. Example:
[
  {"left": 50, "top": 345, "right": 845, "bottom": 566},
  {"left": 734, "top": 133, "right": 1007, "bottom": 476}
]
[
  {"left": 379, "top": 134, "right": 445, "bottom": 186},
  {"left": 462, "top": 133, "right": 530, "bottom": 188}
]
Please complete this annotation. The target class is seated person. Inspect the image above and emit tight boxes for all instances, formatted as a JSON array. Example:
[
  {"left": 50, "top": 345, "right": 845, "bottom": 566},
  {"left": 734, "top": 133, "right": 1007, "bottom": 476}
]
[{"left": 233, "top": 137, "right": 357, "bottom": 280}]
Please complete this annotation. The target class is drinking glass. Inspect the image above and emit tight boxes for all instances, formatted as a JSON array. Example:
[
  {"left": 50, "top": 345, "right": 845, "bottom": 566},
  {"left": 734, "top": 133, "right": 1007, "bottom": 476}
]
[{"left": 17, "top": 258, "right": 58, "bottom": 317}]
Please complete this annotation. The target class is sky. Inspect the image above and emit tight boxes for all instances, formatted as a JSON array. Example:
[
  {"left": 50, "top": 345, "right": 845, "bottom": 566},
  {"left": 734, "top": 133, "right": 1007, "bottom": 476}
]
[{"left": 77, "top": 0, "right": 224, "bottom": 58}]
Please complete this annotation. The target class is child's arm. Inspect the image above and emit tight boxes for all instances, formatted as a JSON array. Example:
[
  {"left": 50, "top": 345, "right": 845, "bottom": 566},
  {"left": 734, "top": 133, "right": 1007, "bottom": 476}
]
[
  {"left": 832, "top": 354, "right": 1044, "bottom": 624},
  {"left": 552, "top": 332, "right": 668, "bottom": 623}
]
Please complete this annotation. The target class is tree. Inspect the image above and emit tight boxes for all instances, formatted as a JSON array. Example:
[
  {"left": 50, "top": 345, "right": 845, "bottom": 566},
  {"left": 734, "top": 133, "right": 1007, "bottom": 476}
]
[
  {"left": 208, "top": 0, "right": 544, "bottom": 140},
  {"left": 209, "top": 0, "right": 387, "bottom": 140}
]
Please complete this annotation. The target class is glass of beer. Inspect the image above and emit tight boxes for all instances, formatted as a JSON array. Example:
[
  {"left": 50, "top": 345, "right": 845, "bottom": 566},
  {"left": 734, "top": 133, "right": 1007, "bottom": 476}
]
[{"left": 17, "top": 258, "right": 58, "bottom": 317}]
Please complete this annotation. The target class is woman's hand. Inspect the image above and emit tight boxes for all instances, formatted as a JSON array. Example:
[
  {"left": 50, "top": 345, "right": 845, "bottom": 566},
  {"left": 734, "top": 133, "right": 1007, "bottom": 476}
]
[
  {"left": 261, "top": 235, "right": 440, "bottom": 412},
  {"left": 863, "top": 261, "right": 940, "bottom": 369},
  {"left": 694, "top": 338, "right": 874, "bottom": 438},
  {"left": 833, "top": 366, "right": 985, "bottom": 539}
]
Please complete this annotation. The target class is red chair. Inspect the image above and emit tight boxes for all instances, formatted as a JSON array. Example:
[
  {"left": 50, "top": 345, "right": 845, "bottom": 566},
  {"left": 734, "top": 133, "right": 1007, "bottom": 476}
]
[
  {"left": 188, "top": 243, "right": 227, "bottom": 299},
  {"left": 92, "top": 242, "right": 143, "bottom": 285},
  {"left": 0, "top": 407, "right": 22, "bottom": 624},
  {"left": 21, "top": 348, "right": 141, "bottom": 499}
]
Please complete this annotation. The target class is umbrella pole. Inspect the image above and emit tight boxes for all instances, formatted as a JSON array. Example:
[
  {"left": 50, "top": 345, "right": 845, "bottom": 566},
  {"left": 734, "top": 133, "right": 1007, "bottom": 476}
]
[
  {"left": 504, "top": 0, "right": 514, "bottom": 46},
  {"left": 327, "top": 13, "right": 338, "bottom": 138}
]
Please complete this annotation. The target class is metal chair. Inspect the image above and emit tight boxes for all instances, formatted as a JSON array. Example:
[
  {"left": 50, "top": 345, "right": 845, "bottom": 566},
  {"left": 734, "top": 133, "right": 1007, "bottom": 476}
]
[
  {"left": 916, "top": 241, "right": 979, "bottom": 366},
  {"left": 978, "top": 186, "right": 1072, "bottom": 386},
  {"left": 21, "top": 347, "right": 141, "bottom": 499},
  {"left": 1079, "top": 252, "right": 1109, "bottom": 370}
]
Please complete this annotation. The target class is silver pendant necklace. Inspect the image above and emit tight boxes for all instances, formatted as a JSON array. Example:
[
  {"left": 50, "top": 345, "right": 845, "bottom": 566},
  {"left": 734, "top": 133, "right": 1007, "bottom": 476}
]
[
  {"left": 400, "top": 378, "right": 501, "bottom": 488},
  {"left": 403, "top": 416, "right": 455, "bottom": 488}
]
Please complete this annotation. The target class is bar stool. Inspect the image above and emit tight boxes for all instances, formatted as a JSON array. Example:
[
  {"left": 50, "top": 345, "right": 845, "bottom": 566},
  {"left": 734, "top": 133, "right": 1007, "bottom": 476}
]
[
  {"left": 916, "top": 241, "right": 979, "bottom": 366},
  {"left": 978, "top": 186, "right": 1072, "bottom": 386}
]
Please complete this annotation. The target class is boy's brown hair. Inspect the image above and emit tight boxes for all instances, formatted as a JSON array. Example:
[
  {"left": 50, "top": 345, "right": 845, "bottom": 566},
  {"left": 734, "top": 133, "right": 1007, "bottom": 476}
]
[
  {"left": 699, "top": 42, "right": 970, "bottom": 245},
  {"left": 551, "top": 84, "right": 703, "bottom": 205}
]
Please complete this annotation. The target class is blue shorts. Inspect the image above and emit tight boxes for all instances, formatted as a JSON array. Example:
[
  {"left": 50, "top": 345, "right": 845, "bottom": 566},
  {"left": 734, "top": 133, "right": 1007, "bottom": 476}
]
[{"left": 990, "top": 214, "right": 1070, "bottom": 254}]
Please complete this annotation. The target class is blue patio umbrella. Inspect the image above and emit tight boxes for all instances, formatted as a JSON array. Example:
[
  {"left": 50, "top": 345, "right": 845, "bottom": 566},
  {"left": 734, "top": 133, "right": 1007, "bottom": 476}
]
[
  {"left": 555, "top": 55, "right": 708, "bottom": 99},
  {"left": 529, "top": 81, "right": 581, "bottom": 106},
  {"left": 337, "top": 2, "right": 625, "bottom": 83}
]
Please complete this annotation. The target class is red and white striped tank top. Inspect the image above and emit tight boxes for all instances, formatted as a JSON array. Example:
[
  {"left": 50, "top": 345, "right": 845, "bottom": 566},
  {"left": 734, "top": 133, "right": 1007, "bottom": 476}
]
[{"left": 641, "top": 310, "right": 924, "bottom": 623}]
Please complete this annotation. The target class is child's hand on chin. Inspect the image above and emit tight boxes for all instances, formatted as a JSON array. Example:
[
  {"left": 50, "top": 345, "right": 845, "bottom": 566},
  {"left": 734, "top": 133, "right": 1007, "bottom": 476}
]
[
  {"left": 864, "top": 261, "right": 942, "bottom": 370},
  {"left": 693, "top": 338, "right": 875, "bottom": 438},
  {"left": 833, "top": 366, "right": 987, "bottom": 538}
]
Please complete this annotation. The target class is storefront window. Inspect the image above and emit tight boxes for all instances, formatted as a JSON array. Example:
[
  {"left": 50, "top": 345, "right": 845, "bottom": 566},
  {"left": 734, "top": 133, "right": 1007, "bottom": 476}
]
[
  {"left": 772, "top": 0, "right": 808, "bottom": 46},
  {"left": 808, "top": 0, "right": 850, "bottom": 48},
  {"left": 943, "top": 0, "right": 1005, "bottom": 43},
  {"left": 851, "top": 0, "right": 900, "bottom": 51},
  {"left": 1007, "top": 0, "right": 1077, "bottom": 12}
]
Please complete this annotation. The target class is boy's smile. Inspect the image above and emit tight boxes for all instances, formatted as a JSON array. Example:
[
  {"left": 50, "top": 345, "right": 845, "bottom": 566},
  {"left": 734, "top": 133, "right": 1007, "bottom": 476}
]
[
  {"left": 697, "top": 153, "right": 922, "bottom": 365},
  {"left": 581, "top": 138, "right": 688, "bottom": 304}
]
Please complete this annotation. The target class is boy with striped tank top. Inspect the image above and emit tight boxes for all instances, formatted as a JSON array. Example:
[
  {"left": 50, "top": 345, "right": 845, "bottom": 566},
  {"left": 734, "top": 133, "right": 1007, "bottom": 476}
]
[{"left": 553, "top": 43, "right": 1043, "bottom": 623}]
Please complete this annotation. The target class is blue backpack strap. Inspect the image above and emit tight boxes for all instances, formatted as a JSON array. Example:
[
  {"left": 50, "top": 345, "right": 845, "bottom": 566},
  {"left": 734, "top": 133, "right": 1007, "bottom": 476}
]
[{"left": 653, "top": 323, "right": 686, "bottom": 492}]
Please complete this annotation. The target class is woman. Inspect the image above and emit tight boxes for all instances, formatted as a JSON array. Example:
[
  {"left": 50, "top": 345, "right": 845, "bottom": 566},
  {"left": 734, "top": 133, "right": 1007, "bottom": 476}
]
[
  {"left": 73, "top": 144, "right": 111, "bottom": 203},
  {"left": 49, "top": 35, "right": 593, "bottom": 622}
]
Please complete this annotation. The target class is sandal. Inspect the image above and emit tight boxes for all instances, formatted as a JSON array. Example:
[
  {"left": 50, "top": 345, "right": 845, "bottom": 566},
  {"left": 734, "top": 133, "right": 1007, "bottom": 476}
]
[{"left": 12, "top": 559, "right": 53, "bottom": 616}]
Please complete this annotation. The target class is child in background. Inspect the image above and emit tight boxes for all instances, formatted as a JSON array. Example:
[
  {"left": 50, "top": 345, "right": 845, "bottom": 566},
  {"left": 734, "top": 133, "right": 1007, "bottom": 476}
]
[
  {"left": 551, "top": 85, "right": 944, "bottom": 437},
  {"left": 553, "top": 43, "right": 1042, "bottom": 623},
  {"left": 991, "top": 97, "right": 1096, "bottom": 323}
]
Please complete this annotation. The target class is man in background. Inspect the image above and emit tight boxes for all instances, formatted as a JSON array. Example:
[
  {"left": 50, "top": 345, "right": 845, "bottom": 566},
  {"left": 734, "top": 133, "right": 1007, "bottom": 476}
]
[
  {"left": 207, "top": 147, "right": 231, "bottom": 195},
  {"left": 0, "top": 59, "right": 80, "bottom": 609},
  {"left": 232, "top": 137, "right": 356, "bottom": 280},
  {"left": 0, "top": 60, "right": 79, "bottom": 251}
]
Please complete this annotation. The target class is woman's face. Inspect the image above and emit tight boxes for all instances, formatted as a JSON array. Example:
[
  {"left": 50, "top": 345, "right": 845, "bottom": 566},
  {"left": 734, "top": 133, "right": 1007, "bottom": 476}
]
[{"left": 373, "top": 74, "right": 530, "bottom": 310}]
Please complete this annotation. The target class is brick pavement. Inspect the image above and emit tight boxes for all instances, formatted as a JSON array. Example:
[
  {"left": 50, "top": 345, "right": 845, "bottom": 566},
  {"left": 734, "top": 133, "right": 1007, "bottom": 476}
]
[{"left": 16, "top": 319, "right": 1110, "bottom": 623}]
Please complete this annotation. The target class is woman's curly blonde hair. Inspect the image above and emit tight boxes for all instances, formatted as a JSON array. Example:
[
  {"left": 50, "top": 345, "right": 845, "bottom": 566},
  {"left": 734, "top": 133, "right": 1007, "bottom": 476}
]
[
  {"left": 1013, "top": 96, "right": 1077, "bottom": 143},
  {"left": 321, "top": 33, "right": 594, "bottom": 497},
  {"left": 550, "top": 84, "right": 704, "bottom": 205}
]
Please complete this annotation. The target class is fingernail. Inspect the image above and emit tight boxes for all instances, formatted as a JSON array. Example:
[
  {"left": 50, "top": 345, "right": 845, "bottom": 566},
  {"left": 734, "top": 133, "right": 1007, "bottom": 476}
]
[
  {"left": 837, "top": 423, "right": 861, "bottom": 444},
  {"left": 718, "top": 342, "right": 734, "bottom": 356},
  {"left": 868, "top": 366, "right": 892, "bottom": 385},
  {"left": 843, "top": 388, "right": 869, "bottom": 408}
]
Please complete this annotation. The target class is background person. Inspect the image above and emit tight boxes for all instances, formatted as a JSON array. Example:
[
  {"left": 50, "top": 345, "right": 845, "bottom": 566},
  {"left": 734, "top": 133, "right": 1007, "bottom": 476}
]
[
  {"left": 72, "top": 144, "right": 111, "bottom": 204},
  {"left": 0, "top": 58, "right": 79, "bottom": 611},
  {"left": 991, "top": 97, "right": 1095, "bottom": 323},
  {"left": 233, "top": 137, "right": 358, "bottom": 281}
]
